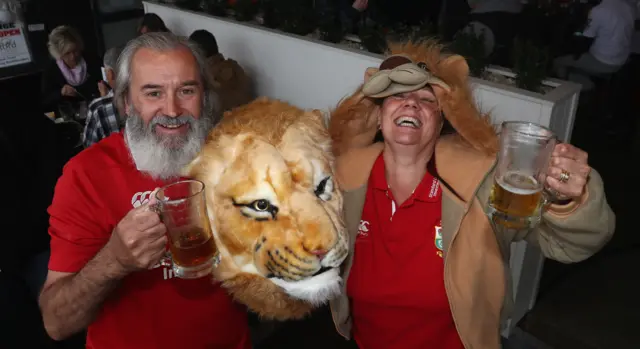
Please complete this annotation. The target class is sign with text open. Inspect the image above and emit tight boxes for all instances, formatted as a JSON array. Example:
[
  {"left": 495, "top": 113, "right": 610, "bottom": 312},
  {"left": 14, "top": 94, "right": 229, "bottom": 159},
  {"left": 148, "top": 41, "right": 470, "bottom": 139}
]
[{"left": 0, "top": 22, "right": 32, "bottom": 68}]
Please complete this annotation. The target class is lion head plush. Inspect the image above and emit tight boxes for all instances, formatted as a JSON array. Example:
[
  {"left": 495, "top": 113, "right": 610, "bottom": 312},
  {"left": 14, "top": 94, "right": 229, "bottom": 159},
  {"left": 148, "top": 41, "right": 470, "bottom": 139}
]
[{"left": 183, "top": 97, "right": 348, "bottom": 320}]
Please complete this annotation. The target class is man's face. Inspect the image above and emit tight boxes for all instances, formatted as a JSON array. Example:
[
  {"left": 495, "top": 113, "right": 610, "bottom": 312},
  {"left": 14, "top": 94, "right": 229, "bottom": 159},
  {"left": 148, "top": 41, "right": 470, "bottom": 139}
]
[
  {"left": 124, "top": 46, "right": 213, "bottom": 180},
  {"left": 127, "top": 46, "right": 203, "bottom": 132}
]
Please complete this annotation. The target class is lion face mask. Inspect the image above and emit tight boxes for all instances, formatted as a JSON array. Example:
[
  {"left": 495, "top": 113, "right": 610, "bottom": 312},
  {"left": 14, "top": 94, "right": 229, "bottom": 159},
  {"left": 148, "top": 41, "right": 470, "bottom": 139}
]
[{"left": 182, "top": 98, "right": 349, "bottom": 320}]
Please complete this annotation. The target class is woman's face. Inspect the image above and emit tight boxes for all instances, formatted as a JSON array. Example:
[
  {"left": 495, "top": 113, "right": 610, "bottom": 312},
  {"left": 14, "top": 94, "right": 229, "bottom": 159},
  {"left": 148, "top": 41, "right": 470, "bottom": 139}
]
[
  {"left": 61, "top": 46, "right": 81, "bottom": 68},
  {"left": 379, "top": 87, "right": 443, "bottom": 148}
]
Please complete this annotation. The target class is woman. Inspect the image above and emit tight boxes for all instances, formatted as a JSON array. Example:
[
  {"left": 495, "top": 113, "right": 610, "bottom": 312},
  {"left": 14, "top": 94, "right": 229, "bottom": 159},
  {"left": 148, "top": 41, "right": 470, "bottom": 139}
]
[
  {"left": 328, "top": 40, "right": 615, "bottom": 349},
  {"left": 41, "top": 25, "right": 100, "bottom": 114}
]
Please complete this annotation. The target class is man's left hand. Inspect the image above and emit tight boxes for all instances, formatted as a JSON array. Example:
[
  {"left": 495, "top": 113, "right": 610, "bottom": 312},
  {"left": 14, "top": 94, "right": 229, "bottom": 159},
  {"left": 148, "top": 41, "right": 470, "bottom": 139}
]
[{"left": 546, "top": 143, "right": 591, "bottom": 200}]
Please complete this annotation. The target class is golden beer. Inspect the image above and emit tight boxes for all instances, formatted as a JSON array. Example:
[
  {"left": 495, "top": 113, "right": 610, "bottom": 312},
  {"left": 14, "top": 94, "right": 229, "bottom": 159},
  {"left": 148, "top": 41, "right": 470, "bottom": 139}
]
[{"left": 489, "top": 170, "right": 542, "bottom": 218}]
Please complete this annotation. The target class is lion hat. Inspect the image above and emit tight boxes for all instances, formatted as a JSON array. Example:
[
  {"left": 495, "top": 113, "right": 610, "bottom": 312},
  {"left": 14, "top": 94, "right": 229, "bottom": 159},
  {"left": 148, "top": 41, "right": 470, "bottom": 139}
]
[
  {"left": 183, "top": 98, "right": 349, "bottom": 320},
  {"left": 329, "top": 39, "right": 499, "bottom": 157}
]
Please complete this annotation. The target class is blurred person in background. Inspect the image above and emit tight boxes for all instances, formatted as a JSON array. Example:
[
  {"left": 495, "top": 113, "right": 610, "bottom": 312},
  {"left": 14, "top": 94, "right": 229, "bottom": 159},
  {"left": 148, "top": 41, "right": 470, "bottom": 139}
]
[
  {"left": 189, "top": 29, "right": 252, "bottom": 112},
  {"left": 42, "top": 25, "right": 100, "bottom": 114},
  {"left": 83, "top": 46, "right": 124, "bottom": 148},
  {"left": 137, "top": 12, "right": 169, "bottom": 35}
]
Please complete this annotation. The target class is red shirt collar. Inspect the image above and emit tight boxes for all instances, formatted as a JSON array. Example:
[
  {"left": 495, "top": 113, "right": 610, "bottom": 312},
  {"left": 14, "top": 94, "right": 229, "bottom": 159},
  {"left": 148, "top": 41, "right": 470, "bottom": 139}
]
[{"left": 370, "top": 153, "right": 441, "bottom": 203}]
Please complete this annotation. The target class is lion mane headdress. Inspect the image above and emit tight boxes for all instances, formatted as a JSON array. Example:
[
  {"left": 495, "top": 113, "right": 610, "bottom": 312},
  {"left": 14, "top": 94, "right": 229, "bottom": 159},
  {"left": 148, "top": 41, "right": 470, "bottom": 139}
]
[
  {"left": 329, "top": 40, "right": 498, "bottom": 157},
  {"left": 183, "top": 98, "right": 349, "bottom": 321}
]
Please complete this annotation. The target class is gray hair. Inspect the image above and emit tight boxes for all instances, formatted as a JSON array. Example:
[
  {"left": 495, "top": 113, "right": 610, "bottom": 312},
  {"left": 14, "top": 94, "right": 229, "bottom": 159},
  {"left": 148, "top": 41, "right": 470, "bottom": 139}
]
[
  {"left": 47, "top": 25, "right": 84, "bottom": 59},
  {"left": 114, "top": 32, "right": 219, "bottom": 122},
  {"left": 103, "top": 46, "right": 123, "bottom": 70}
]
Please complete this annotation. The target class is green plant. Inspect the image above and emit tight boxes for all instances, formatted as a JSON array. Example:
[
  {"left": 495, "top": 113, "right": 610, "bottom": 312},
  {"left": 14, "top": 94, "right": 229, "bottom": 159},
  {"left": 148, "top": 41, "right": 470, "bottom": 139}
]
[
  {"left": 409, "top": 21, "right": 436, "bottom": 42},
  {"left": 261, "top": 0, "right": 280, "bottom": 28},
  {"left": 448, "top": 27, "right": 488, "bottom": 78},
  {"left": 511, "top": 39, "right": 550, "bottom": 93},
  {"left": 358, "top": 24, "right": 387, "bottom": 54},
  {"left": 186, "top": 0, "right": 228, "bottom": 16},
  {"left": 317, "top": 4, "right": 345, "bottom": 43},
  {"left": 231, "top": 0, "right": 258, "bottom": 21},
  {"left": 207, "top": 0, "right": 230, "bottom": 17},
  {"left": 278, "top": 0, "right": 316, "bottom": 36}
]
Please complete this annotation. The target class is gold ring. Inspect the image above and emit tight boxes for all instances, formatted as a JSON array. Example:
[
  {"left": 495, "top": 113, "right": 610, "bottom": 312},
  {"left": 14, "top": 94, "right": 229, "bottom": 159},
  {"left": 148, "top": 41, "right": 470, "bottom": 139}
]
[{"left": 559, "top": 170, "right": 571, "bottom": 183}]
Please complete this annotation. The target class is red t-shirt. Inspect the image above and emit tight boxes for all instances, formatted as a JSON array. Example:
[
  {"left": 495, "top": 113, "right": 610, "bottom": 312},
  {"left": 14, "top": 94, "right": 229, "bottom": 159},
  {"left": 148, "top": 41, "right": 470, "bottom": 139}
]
[
  {"left": 347, "top": 154, "right": 463, "bottom": 349},
  {"left": 48, "top": 133, "right": 251, "bottom": 349}
]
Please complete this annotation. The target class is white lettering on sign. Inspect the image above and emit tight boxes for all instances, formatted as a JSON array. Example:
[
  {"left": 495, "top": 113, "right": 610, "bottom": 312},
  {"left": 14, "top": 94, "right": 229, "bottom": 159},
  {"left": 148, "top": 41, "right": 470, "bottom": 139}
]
[{"left": 0, "top": 22, "right": 31, "bottom": 68}]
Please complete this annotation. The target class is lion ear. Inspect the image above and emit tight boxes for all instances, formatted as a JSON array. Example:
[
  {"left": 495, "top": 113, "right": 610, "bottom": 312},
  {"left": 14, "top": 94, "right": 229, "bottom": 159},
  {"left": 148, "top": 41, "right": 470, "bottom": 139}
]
[
  {"left": 439, "top": 54, "right": 469, "bottom": 80},
  {"left": 364, "top": 67, "right": 379, "bottom": 83}
]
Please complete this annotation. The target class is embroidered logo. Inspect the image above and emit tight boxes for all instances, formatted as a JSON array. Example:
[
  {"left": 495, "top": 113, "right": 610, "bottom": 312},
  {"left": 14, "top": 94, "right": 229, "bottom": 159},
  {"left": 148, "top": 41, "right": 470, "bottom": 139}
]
[
  {"left": 131, "top": 190, "right": 153, "bottom": 208},
  {"left": 358, "top": 220, "right": 370, "bottom": 237},
  {"left": 435, "top": 221, "right": 443, "bottom": 258},
  {"left": 429, "top": 178, "right": 440, "bottom": 198}
]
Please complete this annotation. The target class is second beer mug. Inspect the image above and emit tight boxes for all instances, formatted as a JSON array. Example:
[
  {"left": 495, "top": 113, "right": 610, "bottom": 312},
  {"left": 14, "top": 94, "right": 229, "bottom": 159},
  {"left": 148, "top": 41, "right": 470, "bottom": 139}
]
[
  {"left": 154, "top": 179, "right": 219, "bottom": 279},
  {"left": 488, "top": 121, "right": 556, "bottom": 229}
]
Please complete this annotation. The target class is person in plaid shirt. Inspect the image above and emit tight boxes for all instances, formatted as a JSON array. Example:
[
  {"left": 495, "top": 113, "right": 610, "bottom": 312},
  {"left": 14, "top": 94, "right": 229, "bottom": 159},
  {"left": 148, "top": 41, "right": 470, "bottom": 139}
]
[{"left": 83, "top": 46, "right": 123, "bottom": 148}]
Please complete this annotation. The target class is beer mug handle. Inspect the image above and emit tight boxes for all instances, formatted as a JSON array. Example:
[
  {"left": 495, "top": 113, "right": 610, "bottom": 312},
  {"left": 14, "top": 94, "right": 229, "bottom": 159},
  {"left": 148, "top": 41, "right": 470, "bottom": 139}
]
[
  {"left": 159, "top": 251, "right": 173, "bottom": 268},
  {"left": 148, "top": 201, "right": 163, "bottom": 219}
]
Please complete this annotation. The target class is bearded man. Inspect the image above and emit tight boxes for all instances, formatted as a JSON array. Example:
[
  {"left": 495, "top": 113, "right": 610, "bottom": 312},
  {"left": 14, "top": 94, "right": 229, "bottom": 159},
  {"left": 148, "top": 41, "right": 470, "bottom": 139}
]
[{"left": 38, "top": 32, "right": 251, "bottom": 349}]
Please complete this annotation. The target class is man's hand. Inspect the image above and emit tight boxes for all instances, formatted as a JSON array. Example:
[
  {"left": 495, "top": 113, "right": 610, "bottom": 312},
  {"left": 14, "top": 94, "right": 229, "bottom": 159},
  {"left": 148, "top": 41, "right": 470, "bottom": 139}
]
[
  {"left": 61, "top": 84, "right": 77, "bottom": 97},
  {"left": 97, "top": 81, "right": 110, "bottom": 97},
  {"left": 107, "top": 192, "right": 167, "bottom": 274}
]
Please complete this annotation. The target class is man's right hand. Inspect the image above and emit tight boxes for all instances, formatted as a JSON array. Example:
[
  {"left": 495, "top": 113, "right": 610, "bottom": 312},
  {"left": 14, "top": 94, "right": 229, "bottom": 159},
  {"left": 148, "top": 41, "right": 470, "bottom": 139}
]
[{"left": 107, "top": 193, "right": 167, "bottom": 274}]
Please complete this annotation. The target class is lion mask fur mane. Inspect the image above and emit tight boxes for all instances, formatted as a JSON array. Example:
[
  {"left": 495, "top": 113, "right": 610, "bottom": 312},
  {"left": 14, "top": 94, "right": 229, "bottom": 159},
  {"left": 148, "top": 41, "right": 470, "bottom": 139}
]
[{"left": 183, "top": 98, "right": 349, "bottom": 320}]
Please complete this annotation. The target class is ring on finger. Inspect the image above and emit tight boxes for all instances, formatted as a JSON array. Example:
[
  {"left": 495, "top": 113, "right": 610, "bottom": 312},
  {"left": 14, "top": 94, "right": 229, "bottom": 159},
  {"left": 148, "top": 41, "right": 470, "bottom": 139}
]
[{"left": 559, "top": 169, "right": 571, "bottom": 184}]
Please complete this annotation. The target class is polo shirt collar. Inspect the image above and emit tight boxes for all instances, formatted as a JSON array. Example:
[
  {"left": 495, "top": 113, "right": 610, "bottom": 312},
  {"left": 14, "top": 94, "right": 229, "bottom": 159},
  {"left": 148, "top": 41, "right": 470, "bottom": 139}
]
[{"left": 371, "top": 152, "right": 441, "bottom": 203}]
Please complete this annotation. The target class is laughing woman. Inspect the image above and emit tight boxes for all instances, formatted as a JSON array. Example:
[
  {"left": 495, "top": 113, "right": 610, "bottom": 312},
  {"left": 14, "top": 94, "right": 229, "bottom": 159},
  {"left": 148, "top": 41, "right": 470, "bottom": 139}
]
[{"left": 328, "top": 40, "right": 615, "bottom": 349}]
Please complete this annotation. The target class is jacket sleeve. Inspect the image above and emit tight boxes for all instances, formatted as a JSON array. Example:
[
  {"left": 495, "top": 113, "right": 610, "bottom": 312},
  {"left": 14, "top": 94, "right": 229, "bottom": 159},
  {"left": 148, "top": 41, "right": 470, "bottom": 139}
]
[
  {"left": 41, "top": 62, "right": 63, "bottom": 110},
  {"left": 525, "top": 169, "right": 615, "bottom": 263}
]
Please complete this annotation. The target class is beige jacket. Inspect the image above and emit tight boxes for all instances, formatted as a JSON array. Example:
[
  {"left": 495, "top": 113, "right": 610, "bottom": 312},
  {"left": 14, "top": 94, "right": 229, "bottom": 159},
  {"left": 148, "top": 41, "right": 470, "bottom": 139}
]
[
  {"left": 208, "top": 53, "right": 252, "bottom": 113},
  {"left": 329, "top": 137, "right": 615, "bottom": 349}
]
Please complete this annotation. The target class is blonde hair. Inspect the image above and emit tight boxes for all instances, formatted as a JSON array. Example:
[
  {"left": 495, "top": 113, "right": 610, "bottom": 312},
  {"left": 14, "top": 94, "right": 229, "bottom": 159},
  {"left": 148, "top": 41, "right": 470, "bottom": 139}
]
[{"left": 47, "top": 25, "right": 84, "bottom": 59}]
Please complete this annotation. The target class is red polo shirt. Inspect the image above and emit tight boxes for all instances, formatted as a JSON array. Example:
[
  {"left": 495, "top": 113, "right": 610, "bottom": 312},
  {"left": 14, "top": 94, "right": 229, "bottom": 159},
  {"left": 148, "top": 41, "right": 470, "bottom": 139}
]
[{"left": 347, "top": 154, "right": 463, "bottom": 349}]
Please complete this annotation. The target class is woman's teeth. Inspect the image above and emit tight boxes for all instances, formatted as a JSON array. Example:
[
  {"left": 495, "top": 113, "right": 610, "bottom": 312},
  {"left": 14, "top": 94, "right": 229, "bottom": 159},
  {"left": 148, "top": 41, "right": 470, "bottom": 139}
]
[{"left": 394, "top": 116, "right": 421, "bottom": 128}]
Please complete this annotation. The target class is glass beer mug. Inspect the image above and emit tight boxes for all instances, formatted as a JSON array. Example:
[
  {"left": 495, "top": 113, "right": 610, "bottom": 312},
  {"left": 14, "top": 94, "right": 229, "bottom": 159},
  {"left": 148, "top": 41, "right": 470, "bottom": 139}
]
[
  {"left": 153, "top": 179, "right": 219, "bottom": 279},
  {"left": 488, "top": 121, "right": 556, "bottom": 229}
]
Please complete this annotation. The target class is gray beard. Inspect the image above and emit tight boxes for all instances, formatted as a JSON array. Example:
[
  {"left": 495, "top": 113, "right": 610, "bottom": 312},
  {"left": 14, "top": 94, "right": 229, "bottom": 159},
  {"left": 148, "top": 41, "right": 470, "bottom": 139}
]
[{"left": 124, "top": 107, "right": 212, "bottom": 180}]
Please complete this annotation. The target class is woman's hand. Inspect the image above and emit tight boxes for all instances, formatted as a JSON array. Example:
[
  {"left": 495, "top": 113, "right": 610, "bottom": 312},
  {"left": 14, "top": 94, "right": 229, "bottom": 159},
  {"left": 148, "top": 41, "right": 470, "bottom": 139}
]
[
  {"left": 61, "top": 84, "right": 77, "bottom": 97},
  {"left": 546, "top": 143, "right": 591, "bottom": 200}
]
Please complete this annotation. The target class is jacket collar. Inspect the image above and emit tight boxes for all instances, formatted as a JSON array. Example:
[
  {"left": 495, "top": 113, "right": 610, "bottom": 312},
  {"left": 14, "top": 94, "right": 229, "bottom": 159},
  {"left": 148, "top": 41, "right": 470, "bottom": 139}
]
[{"left": 336, "top": 136, "right": 496, "bottom": 200}]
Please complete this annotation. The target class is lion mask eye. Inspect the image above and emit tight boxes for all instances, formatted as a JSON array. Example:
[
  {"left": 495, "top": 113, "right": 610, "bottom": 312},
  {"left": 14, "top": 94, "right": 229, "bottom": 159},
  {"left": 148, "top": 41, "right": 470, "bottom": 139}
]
[
  {"left": 252, "top": 199, "right": 270, "bottom": 212},
  {"left": 314, "top": 176, "right": 333, "bottom": 201},
  {"left": 233, "top": 199, "right": 279, "bottom": 221}
]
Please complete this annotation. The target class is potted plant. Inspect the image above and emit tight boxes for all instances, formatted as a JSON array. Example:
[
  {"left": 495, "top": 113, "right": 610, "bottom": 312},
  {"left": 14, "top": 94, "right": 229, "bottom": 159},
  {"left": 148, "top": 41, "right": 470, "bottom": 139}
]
[
  {"left": 448, "top": 27, "right": 489, "bottom": 78},
  {"left": 229, "top": 0, "right": 258, "bottom": 21},
  {"left": 276, "top": 0, "right": 316, "bottom": 36},
  {"left": 511, "top": 39, "right": 550, "bottom": 93},
  {"left": 358, "top": 23, "right": 387, "bottom": 54},
  {"left": 206, "top": 0, "right": 230, "bottom": 17},
  {"left": 317, "top": 4, "right": 345, "bottom": 43}
]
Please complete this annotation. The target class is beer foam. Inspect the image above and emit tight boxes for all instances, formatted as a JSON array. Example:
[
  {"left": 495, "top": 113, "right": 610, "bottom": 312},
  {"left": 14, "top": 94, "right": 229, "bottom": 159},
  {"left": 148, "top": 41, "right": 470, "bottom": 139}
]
[{"left": 497, "top": 171, "right": 541, "bottom": 195}]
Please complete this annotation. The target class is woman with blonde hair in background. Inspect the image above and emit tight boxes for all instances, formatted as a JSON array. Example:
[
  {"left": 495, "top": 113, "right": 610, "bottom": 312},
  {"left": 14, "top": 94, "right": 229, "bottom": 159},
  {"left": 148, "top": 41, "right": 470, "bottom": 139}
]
[{"left": 42, "top": 25, "right": 100, "bottom": 113}]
